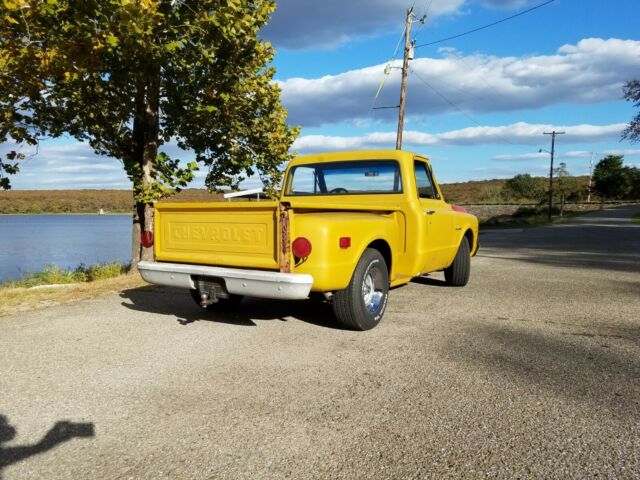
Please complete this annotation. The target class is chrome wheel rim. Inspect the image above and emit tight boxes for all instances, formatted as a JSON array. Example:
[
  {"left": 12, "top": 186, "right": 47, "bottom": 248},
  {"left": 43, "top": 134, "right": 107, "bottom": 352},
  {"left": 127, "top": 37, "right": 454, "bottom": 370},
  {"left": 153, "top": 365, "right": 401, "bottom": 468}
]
[{"left": 362, "top": 266, "right": 384, "bottom": 313}]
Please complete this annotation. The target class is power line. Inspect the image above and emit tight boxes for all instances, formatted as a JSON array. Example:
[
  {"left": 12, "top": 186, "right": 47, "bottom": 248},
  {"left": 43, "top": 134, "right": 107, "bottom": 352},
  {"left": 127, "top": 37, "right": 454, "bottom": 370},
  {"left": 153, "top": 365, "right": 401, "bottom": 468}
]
[
  {"left": 372, "top": 1, "right": 423, "bottom": 110},
  {"left": 410, "top": 67, "right": 533, "bottom": 151},
  {"left": 410, "top": 68, "right": 484, "bottom": 127},
  {"left": 415, "top": 0, "right": 556, "bottom": 49},
  {"left": 412, "top": 0, "right": 434, "bottom": 43},
  {"left": 392, "top": 1, "right": 418, "bottom": 60},
  {"left": 370, "top": 18, "right": 409, "bottom": 111}
]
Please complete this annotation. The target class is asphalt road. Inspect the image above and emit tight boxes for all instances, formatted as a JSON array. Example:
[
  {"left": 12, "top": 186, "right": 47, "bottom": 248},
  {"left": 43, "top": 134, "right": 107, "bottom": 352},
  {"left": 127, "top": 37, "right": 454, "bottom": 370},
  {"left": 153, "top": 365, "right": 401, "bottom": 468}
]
[{"left": 1, "top": 206, "right": 639, "bottom": 479}]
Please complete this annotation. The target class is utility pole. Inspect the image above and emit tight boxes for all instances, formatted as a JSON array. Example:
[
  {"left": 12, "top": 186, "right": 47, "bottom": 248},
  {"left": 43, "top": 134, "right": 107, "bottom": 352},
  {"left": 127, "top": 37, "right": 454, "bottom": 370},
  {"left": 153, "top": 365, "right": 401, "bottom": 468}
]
[
  {"left": 543, "top": 131, "right": 565, "bottom": 220},
  {"left": 587, "top": 151, "right": 594, "bottom": 202},
  {"left": 396, "top": 6, "right": 413, "bottom": 150}
]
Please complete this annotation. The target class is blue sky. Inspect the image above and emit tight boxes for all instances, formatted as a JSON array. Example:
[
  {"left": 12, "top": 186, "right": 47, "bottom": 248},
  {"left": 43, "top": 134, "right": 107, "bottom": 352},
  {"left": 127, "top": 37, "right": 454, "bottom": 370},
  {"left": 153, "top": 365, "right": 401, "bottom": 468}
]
[{"left": 4, "top": 0, "right": 640, "bottom": 189}]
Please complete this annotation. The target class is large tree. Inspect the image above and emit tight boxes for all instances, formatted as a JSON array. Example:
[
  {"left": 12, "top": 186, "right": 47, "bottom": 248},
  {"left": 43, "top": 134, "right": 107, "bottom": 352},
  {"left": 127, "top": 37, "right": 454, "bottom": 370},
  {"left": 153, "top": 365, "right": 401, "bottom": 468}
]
[
  {"left": 592, "top": 155, "right": 631, "bottom": 201},
  {"left": 0, "top": 0, "right": 298, "bottom": 265},
  {"left": 622, "top": 80, "right": 640, "bottom": 143}
]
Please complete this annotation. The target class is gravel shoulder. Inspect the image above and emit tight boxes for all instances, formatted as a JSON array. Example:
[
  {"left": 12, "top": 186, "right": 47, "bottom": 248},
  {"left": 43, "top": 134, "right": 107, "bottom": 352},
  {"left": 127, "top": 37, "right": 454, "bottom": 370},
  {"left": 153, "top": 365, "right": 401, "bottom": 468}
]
[{"left": 1, "top": 206, "right": 639, "bottom": 479}]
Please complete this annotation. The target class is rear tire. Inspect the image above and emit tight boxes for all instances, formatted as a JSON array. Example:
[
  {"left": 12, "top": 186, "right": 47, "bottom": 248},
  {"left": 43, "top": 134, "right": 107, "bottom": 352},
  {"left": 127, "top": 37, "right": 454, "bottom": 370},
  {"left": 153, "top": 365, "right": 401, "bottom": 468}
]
[
  {"left": 190, "top": 289, "right": 243, "bottom": 311},
  {"left": 444, "top": 237, "right": 470, "bottom": 287},
  {"left": 332, "top": 248, "right": 389, "bottom": 331}
]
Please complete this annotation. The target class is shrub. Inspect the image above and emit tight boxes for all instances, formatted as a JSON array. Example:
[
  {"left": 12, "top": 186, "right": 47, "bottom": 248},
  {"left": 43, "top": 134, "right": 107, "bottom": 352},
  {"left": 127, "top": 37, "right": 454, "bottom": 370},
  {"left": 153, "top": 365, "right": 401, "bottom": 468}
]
[
  {"left": 502, "top": 174, "right": 546, "bottom": 202},
  {"left": 2, "top": 262, "right": 129, "bottom": 288},
  {"left": 85, "top": 262, "right": 128, "bottom": 281},
  {"left": 512, "top": 206, "right": 538, "bottom": 217}
]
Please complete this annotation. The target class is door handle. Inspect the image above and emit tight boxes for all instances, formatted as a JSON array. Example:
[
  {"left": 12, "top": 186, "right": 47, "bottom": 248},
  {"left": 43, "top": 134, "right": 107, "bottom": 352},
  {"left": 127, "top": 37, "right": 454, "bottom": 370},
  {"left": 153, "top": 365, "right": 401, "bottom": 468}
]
[{"left": 424, "top": 210, "right": 436, "bottom": 215}]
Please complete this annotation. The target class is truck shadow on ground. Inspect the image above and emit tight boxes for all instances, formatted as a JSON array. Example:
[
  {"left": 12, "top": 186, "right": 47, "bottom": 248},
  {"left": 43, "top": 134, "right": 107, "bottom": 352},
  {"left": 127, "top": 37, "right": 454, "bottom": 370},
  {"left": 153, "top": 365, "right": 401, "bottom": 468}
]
[
  {"left": 410, "top": 275, "right": 447, "bottom": 287},
  {"left": 119, "top": 286, "right": 346, "bottom": 330},
  {"left": 445, "top": 323, "right": 640, "bottom": 417},
  {"left": 0, "top": 415, "right": 94, "bottom": 478}
]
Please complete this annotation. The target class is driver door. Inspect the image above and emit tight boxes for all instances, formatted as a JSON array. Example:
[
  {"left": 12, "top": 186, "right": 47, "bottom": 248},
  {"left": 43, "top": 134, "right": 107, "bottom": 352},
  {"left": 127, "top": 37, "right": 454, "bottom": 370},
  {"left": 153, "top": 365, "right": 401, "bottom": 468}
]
[{"left": 414, "top": 160, "right": 452, "bottom": 272}]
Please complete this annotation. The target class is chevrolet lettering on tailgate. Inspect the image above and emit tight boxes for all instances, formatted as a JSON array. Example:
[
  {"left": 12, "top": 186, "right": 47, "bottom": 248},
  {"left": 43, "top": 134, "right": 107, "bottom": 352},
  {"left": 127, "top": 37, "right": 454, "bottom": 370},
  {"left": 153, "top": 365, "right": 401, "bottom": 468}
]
[{"left": 170, "top": 223, "right": 266, "bottom": 244}]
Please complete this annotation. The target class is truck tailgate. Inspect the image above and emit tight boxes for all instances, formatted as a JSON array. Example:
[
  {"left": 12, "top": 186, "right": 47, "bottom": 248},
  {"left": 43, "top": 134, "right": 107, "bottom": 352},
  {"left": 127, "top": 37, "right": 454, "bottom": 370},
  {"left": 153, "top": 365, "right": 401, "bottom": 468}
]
[{"left": 155, "top": 202, "right": 279, "bottom": 270}]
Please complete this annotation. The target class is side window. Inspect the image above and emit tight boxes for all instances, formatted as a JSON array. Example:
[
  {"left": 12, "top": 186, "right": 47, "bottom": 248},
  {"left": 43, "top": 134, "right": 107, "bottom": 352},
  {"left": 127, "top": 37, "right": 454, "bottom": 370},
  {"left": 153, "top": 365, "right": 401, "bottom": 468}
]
[{"left": 414, "top": 161, "right": 437, "bottom": 199}]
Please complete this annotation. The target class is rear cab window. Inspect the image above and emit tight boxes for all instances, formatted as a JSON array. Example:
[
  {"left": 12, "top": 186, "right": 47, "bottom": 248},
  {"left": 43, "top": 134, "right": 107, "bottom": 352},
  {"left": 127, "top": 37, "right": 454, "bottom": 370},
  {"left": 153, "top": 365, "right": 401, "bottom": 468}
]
[{"left": 287, "top": 160, "right": 403, "bottom": 196}]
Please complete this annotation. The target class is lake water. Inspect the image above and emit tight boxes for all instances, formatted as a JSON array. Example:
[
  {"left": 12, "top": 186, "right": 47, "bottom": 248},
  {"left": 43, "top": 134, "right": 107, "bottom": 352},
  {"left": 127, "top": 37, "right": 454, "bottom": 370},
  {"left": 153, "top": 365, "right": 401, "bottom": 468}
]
[{"left": 0, "top": 215, "right": 132, "bottom": 283}]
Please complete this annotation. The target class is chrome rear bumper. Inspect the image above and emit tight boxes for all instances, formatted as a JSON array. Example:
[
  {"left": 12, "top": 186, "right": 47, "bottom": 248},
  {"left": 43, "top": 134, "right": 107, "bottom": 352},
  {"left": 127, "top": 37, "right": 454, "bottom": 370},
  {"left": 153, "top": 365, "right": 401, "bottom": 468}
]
[{"left": 137, "top": 261, "right": 313, "bottom": 300}]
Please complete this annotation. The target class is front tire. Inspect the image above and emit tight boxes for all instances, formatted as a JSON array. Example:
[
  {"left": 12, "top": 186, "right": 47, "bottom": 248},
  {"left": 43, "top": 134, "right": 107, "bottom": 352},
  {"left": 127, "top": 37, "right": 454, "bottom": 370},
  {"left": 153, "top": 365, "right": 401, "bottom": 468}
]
[
  {"left": 444, "top": 237, "right": 470, "bottom": 286},
  {"left": 332, "top": 248, "right": 389, "bottom": 331}
]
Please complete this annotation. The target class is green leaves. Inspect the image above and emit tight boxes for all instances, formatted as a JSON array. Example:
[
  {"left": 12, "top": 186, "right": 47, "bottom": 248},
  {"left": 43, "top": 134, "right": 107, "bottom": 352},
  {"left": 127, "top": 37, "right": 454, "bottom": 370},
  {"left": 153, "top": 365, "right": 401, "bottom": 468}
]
[
  {"left": 164, "top": 39, "right": 183, "bottom": 52},
  {"left": 593, "top": 155, "right": 634, "bottom": 200},
  {"left": 105, "top": 35, "right": 119, "bottom": 47},
  {"left": 130, "top": 152, "right": 198, "bottom": 203},
  {"left": 0, "top": 158, "right": 20, "bottom": 190},
  {"left": 0, "top": 0, "right": 297, "bottom": 199},
  {"left": 502, "top": 174, "right": 546, "bottom": 202},
  {"left": 622, "top": 80, "right": 640, "bottom": 144}
]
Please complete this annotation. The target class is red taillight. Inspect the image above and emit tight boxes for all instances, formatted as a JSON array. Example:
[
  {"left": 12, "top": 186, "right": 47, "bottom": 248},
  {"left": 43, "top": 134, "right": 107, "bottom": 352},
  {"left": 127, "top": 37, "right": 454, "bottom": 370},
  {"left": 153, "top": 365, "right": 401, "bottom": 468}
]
[
  {"left": 452, "top": 205, "right": 467, "bottom": 213},
  {"left": 141, "top": 230, "right": 154, "bottom": 248},
  {"left": 292, "top": 237, "right": 312, "bottom": 258},
  {"left": 339, "top": 237, "right": 351, "bottom": 249}
]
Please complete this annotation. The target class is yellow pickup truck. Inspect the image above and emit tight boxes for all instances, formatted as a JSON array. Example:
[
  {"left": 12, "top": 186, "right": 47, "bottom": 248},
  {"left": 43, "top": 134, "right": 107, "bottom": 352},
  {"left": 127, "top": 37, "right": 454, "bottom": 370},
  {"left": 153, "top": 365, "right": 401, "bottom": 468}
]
[{"left": 138, "top": 150, "right": 478, "bottom": 330}]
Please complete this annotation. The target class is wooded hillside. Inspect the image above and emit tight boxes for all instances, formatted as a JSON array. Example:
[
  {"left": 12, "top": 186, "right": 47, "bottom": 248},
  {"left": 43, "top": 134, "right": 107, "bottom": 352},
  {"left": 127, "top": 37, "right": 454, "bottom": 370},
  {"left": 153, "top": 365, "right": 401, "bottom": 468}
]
[{"left": 0, "top": 176, "right": 591, "bottom": 214}]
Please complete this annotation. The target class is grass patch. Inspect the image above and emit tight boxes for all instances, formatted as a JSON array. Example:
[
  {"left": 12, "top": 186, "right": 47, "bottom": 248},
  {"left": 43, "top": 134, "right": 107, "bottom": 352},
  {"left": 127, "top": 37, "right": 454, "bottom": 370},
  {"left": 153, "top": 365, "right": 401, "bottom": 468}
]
[
  {"left": 0, "top": 274, "right": 145, "bottom": 317},
  {"left": 0, "top": 262, "right": 145, "bottom": 317},
  {"left": 632, "top": 213, "right": 640, "bottom": 224},
  {"left": 2, "top": 262, "right": 130, "bottom": 289}
]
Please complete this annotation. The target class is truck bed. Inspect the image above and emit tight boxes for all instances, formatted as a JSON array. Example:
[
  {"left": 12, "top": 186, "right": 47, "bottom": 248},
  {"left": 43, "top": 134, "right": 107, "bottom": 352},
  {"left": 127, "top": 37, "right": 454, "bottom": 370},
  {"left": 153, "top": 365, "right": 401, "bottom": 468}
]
[{"left": 154, "top": 200, "right": 403, "bottom": 272}]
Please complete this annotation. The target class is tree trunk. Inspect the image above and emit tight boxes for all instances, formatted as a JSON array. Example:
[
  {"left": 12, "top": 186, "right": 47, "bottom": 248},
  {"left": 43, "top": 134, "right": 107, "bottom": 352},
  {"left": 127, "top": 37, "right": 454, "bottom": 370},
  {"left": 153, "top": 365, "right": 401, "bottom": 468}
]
[{"left": 130, "top": 71, "right": 161, "bottom": 270}]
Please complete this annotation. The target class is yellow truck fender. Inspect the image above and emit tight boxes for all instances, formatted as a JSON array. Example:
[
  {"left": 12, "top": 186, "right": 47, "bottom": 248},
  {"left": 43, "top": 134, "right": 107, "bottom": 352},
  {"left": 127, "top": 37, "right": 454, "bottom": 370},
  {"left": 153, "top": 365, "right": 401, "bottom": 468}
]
[
  {"left": 291, "top": 212, "right": 401, "bottom": 292},
  {"left": 449, "top": 223, "right": 479, "bottom": 264}
]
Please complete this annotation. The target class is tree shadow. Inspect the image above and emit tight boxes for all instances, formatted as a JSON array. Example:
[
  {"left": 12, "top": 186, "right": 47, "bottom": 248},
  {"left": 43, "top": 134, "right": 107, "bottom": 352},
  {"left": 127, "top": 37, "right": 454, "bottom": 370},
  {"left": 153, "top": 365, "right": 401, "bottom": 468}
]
[
  {"left": 445, "top": 323, "right": 640, "bottom": 417},
  {"left": 478, "top": 250, "right": 640, "bottom": 273},
  {"left": 119, "top": 285, "right": 346, "bottom": 330},
  {"left": 0, "top": 415, "right": 94, "bottom": 476},
  {"left": 479, "top": 206, "right": 640, "bottom": 273}
]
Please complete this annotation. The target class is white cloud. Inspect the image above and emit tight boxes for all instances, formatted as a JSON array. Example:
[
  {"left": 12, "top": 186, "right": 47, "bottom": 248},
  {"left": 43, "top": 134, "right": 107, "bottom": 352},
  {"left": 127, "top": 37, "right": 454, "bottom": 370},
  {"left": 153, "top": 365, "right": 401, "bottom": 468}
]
[
  {"left": 493, "top": 152, "right": 548, "bottom": 161},
  {"left": 1, "top": 140, "right": 126, "bottom": 190},
  {"left": 471, "top": 164, "right": 549, "bottom": 178},
  {"left": 280, "top": 38, "right": 640, "bottom": 127},
  {"left": 264, "top": 0, "right": 545, "bottom": 50},
  {"left": 4, "top": 120, "right": 630, "bottom": 189},
  {"left": 44, "top": 164, "right": 123, "bottom": 174},
  {"left": 562, "top": 149, "right": 640, "bottom": 158},
  {"left": 2, "top": 138, "right": 202, "bottom": 189},
  {"left": 293, "top": 122, "right": 626, "bottom": 153},
  {"left": 32, "top": 176, "right": 127, "bottom": 185},
  {"left": 463, "top": 164, "right": 552, "bottom": 181},
  {"left": 264, "top": 0, "right": 465, "bottom": 50},
  {"left": 480, "top": 0, "right": 531, "bottom": 9}
]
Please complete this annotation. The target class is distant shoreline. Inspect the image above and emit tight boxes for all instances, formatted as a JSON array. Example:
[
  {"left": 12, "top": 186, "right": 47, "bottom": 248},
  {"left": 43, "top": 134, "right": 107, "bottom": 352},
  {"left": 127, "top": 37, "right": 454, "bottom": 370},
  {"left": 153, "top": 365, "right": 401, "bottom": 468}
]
[
  {"left": 0, "top": 188, "right": 223, "bottom": 215},
  {"left": 1, "top": 179, "right": 598, "bottom": 214},
  {"left": 0, "top": 212, "right": 131, "bottom": 216}
]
